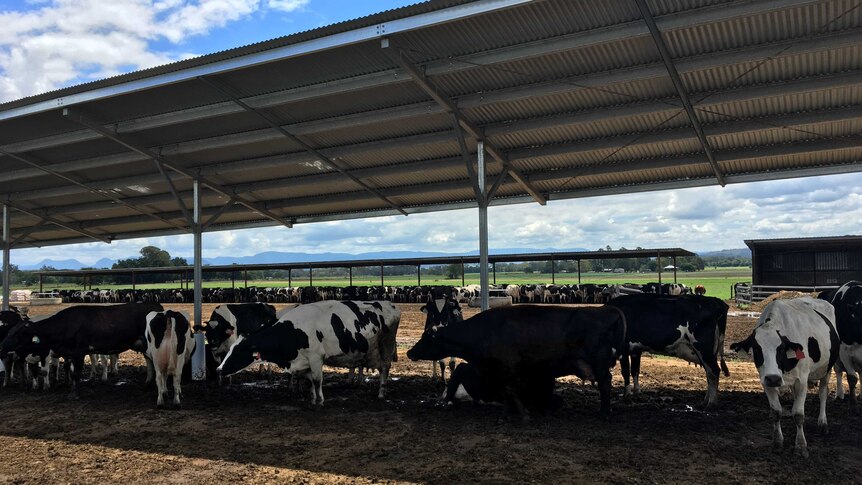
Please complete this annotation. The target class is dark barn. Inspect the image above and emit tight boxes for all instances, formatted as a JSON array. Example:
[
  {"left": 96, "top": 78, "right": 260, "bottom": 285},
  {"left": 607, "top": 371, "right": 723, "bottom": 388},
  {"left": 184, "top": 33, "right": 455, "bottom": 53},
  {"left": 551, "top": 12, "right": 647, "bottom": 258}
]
[{"left": 746, "top": 236, "right": 862, "bottom": 288}]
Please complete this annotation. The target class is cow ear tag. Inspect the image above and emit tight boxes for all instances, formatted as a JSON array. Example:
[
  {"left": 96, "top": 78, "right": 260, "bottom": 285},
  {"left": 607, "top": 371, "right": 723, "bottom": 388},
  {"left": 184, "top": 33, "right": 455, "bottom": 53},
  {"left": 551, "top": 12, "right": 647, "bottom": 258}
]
[
  {"left": 226, "top": 328, "right": 234, "bottom": 336},
  {"left": 795, "top": 349, "right": 805, "bottom": 360},
  {"left": 32, "top": 336, "right": 40, "bottom": 344},
  {"left": 252, "top": 351, "right": 261, "bottom": 361}
]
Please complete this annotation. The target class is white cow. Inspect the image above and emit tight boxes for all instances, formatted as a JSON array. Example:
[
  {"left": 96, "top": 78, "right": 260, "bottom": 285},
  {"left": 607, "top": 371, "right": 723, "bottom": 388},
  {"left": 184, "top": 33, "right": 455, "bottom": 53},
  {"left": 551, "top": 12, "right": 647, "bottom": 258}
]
[
  {"left": 145, "top": 310, "right": 195, "bottom": 408},
  {"left": 731, "top": 297, "right": 840, "bottom": 458}
]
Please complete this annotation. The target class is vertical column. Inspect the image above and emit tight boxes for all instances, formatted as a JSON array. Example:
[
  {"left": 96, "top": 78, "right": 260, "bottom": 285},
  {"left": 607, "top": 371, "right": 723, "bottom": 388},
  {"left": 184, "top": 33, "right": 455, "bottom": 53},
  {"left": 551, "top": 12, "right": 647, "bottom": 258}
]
[
  {"left": 244, "top": 269, "right": 248, "bottom": 288},
  {"left": 551, "top": 257, "right": 556, "bottom": 284},
  {"left": 380, "top": 264, "right": 384, "bottom": 287},
  {"left": 287, "top": 269, "right": 290, "bottom": 287},
  {"left": 461, "top": 260, "right": 465, "bottom": 287},
  {"left": 231, "top": 271, "right": 235, "bottom": 289},
  {"left": 1, "top": 205, "right": 9, "bottom": 312},
  {"left": 673, "top": 256, "right": 678, "bottom": 284},
  {"left": 493, "top": 263, "right": 496, "bottom": 285},
  {"left": 478, "top": 141, "right": 489, "bottom": 311},
  {"left": 417, "top": 265, "right": 421, "bottom": 286},
  {"left": 39, "top": 274, "right": 44, "bottom": 294},
  {"left": 131, "top": 272, "right": 136, "bottom": 290},
  {"left": 657, "top": 251, "right": 662, "bottom": 292},
  {"left": 577, "top": 260, "right": 582, "bottom": 285},
  {"left": 191, "top": 179, "right": 206, "bottom": 381},
  {"left": 349, "top": 267, "right": 353, "bottom": 286},
  {"left": 309, "top": 267, "right": 313, "bottom": 286}
]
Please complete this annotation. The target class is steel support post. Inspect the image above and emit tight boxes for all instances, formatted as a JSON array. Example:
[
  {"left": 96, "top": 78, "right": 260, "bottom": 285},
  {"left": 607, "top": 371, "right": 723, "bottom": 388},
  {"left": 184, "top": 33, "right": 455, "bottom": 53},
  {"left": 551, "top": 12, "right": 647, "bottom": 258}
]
[
  {"left": 191, "top": 179, "right": 206, "bottom": 381},
  {"left": 577, "top": 260, "right": 581, "bottom": 285},
  {"left": 551, "top": 257, "right": 556, "bottom": 284},
  {"left": 478, "top": 142, "right": 490, "bottom": 311},
  {"left": 461, "top": 260, "right": 465, "bottom": 287},
  {"left": 39, "top": 274, "right": 43, "bottom": 293},
  {"left": 380, "top": 264, "right": 384, "bottom": 287},
  {"left": 493, "top": 263, "right": 496, "bottom": 285},
  {"left": 673, "top": 256, "right": 678, "bottom": 283},
  {"left": 287, "top": 269, "right": 290, "bottom": 287},
  {"left": 309, "top": 267, "right": 313, "bottom": 286},
  {"left": 131, "top": 272, "right": 136, "bottom": 290},
  {"left": 657, "top": 252, "right": 663, "bottom": 292},
  {"left": 349, "top": 267, "right": 353, "bottom": 286},
  {"left": 2, "top": 205, "right": 10, "bottom": 311}
]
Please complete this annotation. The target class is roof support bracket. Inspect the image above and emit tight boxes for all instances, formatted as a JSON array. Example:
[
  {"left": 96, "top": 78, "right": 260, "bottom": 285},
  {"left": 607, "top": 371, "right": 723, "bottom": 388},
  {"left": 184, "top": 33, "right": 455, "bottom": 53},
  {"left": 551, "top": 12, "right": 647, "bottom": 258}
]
[
  {"left": 3, "top": 201, "right": 111, "bottom": 243},
  {"left": 635, "top": 0, "right": 726, "bottom": 186},
  {"left": 10, "top": 217, "right": 46, "bottom": 247},
  {"left": 0, "top": 147, "right": 188, "bottom": 231},
  {"left": 62, "top": 108, "right": 293, "bottom": 228},
  {"left": 384, "top": 42, "right": 546, "bottom": 205},
  {"left": 451, "top": 114, "right": 484, "bottom": 205},
  {"left": 202, "top": 198, "right": 239, "bottom": 231},
  {"left": 196, "top": 76, "right": 408, "bottom": 216}
]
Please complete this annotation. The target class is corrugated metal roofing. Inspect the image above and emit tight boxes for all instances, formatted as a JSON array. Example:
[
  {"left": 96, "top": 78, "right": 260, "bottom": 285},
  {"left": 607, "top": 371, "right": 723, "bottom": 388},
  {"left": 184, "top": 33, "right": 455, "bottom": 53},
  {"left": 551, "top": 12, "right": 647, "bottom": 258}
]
[{"left": 1, "top": 0, "right": 861, "bottom": 248}]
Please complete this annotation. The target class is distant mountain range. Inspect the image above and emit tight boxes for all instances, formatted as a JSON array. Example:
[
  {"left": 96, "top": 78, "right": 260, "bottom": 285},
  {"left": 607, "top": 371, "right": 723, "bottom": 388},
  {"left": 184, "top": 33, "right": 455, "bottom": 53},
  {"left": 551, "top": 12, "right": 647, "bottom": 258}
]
[{"left": 19, "top": 247, "right": 750, "bottom": 271}]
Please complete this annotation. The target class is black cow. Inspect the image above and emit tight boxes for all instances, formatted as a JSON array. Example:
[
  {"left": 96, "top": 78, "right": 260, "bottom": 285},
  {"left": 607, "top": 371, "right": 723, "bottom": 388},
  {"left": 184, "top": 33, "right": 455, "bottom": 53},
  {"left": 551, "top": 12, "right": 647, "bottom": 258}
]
[
  {"left": 203, "top": 303, "right": 278, "bottom": 363},
  {"left": 0, "top": 303, "right": 163, "bottom": 395},
  {"left": 407, "top": 305, "right": 626, "bottom": 419},
  {"left": 607, "top": 294, "right": 729, "bottom": 407},
  {"left": 0, "top": 309, "right": 30, "bottom": 388},
  {"left": 823, "top": 281, "right": 862, "bottom": 410}
]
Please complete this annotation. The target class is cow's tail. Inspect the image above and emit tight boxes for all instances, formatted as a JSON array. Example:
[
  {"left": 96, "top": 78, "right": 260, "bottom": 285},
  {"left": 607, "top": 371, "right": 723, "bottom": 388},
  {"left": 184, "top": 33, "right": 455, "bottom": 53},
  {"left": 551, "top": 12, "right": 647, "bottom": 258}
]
[{"left": 717, "top": 309, "right": 730, "bottom": 377}]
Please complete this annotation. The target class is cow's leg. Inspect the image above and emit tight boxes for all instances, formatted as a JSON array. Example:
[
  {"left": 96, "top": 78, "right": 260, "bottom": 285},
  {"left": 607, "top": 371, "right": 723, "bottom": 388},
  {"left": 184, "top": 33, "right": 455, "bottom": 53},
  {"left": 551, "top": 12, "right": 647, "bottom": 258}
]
[
  {"left": 503, "top": 385, "right": 530, "bottom": 423},
  {"left": 100, "top": 355, "right": 109, "bottom": 383},
  {"left": 620, "top": 355, "right": 632, "bottom": 398},
  {"left": 68, "top": 355, "right": 84, "bottom": 399},
  {"left": 818, "top": 372, "right": 830, "bottom": 433},
  {"left": 144, "top": 355, "right": 155, "bottom": 386},
  {"left": 110, "top": 354, "right": 119, "bottom": 376},
  {"left": 765, "top": 386, "right": 784, "bottom": 452},
  {"left": 704, "top": 368, "right": 719, "bottom": 409},
  {"left": 308, "top": 357, "right": 325, "bottom": 406},
  {"left": 347, "top": 366, "right": 356, "bottom": 384},
  {"left": 846, "top": 367, "right": 859, "bottom": 414},
  {"left": 791, "top": 378, "right": 809, "bottom": 458},
  {"left": 431, "top": 361, "right": 439, "bottom": 381},
  {"left": 172, "top": 371, "right": 183, "bottom": 408},
  {"left": 444, "top": 363, "right": 476, "bottom": 403},
  {"left": 378, "top": 362, "right": 390, "bottom": 400},
  {"left": 835, "top": 363, "right": 845, "bottom": 400},
  {"left": 631, "top": 353, "right": 642, "bottom": 395},
  {"left": 438, "top": 360, "right": 447, "bottom": 384},
  {"left": 597, "top": 366, "right": 613, "bottom": 421},
  {"left": 88, "top": 354, "right": 98, "bottom": 380},
  {"left": 1, "top": 356, "right": 11, "bottom": 388},
  {"left": 155, "top": 369, "right": 166, "bottom": 408}
]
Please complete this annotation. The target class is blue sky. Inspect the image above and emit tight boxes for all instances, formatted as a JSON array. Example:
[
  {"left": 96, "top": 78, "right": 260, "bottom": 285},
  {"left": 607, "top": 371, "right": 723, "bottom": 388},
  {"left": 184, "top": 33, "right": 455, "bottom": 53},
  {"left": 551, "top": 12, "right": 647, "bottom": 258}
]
[{"left": 2, "top": 0, "right": 859, "bottom": 266}]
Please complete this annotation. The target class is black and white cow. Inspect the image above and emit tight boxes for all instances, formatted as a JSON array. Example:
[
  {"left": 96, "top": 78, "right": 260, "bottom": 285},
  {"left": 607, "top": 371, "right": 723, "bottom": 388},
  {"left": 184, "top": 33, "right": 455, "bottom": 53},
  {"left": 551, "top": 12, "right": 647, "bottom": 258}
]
[
  {"left": 203, "top": 303, "right": 278, "bottom": 364},
  {"left": 0, "top": 303, "right": 163, "bottom": 395},
  {"left": 218, "top": 300, "right": 400, "bottom": 404},
  {"left": 420, "top": 288, "right": 464, "bottom": 383},
  {"left": 823, "top": 281, "right": 862, "bottom": 410},
  {"left": 731, "top": 297, "right": 840, "bottom": 457},
  {"left": 607, "top": 294, "right": 729, "bottom": 407},
  {"left": 145, "top": 310, "right": 195, "bottom": 408},
  {"left": 0, "top": 309, "right": 30, "bottom": 388},
  {"left": 407, "top": 305, "right": 626, "bottom": 419}
]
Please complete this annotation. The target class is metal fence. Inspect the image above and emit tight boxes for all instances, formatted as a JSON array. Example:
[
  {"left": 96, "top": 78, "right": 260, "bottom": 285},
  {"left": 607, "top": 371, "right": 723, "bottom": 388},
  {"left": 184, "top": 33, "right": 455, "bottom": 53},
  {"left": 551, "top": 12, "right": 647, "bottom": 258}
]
[{"left": 733, "top": 283, "right": 839, "bottom": 305}]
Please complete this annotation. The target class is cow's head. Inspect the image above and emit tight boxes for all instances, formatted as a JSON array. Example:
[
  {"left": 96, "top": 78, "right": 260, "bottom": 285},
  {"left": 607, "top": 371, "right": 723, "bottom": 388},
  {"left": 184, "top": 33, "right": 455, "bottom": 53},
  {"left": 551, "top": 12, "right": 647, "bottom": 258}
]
[
  {"left": 203, "top": 305, "right": 239, "bottom": 362},
  {"left": 731, "top": 315, "right": 806, "bottom": 388},
  {"left": 0, "top": 321, "right": 47, "bottom": 361},
  {"left": 420, "top": 294, "right": 463, "bottom": 333},
  {"left": 217, "top": 320, "right": 309, "bottom": 377}
]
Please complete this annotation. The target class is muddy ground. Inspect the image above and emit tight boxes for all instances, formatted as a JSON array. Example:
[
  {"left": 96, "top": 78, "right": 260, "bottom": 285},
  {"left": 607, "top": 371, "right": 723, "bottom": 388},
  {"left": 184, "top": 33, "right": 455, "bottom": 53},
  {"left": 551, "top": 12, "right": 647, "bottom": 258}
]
[{"left": 0, "top": 303, "right": 860, "bottom": 484}]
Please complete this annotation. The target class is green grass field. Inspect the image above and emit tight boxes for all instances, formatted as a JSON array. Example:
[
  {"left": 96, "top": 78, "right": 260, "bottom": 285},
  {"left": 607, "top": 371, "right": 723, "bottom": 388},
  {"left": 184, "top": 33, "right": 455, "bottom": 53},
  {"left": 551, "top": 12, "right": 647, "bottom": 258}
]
[{"left": 18, "top": 267, "right": 751, "bottom": 300}]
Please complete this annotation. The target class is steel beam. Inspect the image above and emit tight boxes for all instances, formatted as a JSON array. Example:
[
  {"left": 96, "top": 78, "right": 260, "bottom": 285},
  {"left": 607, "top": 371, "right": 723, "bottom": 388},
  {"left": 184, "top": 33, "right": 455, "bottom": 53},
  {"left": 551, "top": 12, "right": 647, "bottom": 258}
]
[
  {"left": 198, "top": 76, "right": 408, "bottom": 216},
  {"left": 201, "top": 198, "right": 239, "bottom": 231},
  {"left": 452, "top": 115, "right": 483, "bottom": 204},
  {"left": 2, "top": 205, "right": 10, "bottom": 311},
  {"left": 478, "top": 142, "right": 490, "bottom": 311},
  {"left": 388, "top": 46, "right": 546, "bottom": 205},
  {"left": 191, "top": 179, "right": 206, "bottom": 381},
  {"left": 63, "top": 109, "right": 292, "bottom": 228},
  {"left": 3, "top": 201, "right": 111, "bottom": 243},
  {"left": 0, "top": 148, "right": 188, "bottom": 231},
  {"left": 636, "top": 0, "right": 725, "bottom": 186}
]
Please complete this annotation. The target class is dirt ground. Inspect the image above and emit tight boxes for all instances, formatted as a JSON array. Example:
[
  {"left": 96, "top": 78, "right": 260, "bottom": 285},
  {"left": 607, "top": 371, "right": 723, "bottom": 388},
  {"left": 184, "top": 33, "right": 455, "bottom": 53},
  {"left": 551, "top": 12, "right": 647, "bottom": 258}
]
[{"left": 0, "top": 302, "right": 860, "bottom": 484}]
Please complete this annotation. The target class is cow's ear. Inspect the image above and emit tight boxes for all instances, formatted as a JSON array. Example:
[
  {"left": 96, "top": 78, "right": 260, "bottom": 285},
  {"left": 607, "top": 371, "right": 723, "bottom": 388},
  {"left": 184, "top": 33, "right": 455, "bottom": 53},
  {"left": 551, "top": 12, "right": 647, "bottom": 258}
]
[
  {"left": 420, "top": 305, "right": 427, "bottom": 314},
  {"left": 779, "top": 334, "right": 803, "bottom": 352},
  {"left": 730, "top": 334, "right": 754, "bottom": 353},
  {"left": 226, "top": 328, "right": 234, "bottom": 336}
]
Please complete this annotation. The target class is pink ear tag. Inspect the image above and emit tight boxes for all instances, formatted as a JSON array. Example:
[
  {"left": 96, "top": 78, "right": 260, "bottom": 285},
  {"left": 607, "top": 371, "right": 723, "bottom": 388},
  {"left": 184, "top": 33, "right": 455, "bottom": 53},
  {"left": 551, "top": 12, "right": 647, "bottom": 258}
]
[
  {"left": 226, "top": 328, "right": 234, "bottom": 336},
  {"left": 253, "top": 351, "right": 261, "bottom": 361},
  {"left": 795, "top": 349, "right": 805, "bottom": 360}
]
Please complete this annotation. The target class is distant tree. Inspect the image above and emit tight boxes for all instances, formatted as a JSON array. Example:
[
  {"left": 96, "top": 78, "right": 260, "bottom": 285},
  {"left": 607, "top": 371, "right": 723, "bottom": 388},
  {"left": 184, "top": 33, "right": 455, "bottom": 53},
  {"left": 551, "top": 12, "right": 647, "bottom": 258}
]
[{"left": 445, "top": 263, "right": 462, "bottom": 279}]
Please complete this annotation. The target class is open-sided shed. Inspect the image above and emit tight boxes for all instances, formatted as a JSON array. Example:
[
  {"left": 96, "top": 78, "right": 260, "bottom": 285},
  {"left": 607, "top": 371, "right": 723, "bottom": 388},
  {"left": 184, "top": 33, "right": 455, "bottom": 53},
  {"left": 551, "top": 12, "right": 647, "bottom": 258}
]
[{"left": 1, "top": 0, "right": 861, "bottom": 318}]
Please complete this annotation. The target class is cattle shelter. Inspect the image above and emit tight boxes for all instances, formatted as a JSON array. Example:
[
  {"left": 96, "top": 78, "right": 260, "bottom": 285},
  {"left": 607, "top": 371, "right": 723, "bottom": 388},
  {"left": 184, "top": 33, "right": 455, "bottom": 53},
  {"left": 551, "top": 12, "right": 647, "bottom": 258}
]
[
  {"left": 1, "top": 0, "right": 861, "bottom": 324},
  {"left": 746, "top": 235, "right": 862, "bottom": 288}
]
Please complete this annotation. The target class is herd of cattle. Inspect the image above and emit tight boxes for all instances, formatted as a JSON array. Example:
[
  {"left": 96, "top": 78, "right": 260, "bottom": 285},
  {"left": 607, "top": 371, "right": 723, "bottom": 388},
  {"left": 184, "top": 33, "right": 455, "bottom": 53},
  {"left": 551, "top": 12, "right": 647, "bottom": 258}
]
[
  {"left": 0, "top": 280, "right": 859, "bottom": 458},
  {"left": 45, "top": 281, "right": 698, "bottom": 305}
]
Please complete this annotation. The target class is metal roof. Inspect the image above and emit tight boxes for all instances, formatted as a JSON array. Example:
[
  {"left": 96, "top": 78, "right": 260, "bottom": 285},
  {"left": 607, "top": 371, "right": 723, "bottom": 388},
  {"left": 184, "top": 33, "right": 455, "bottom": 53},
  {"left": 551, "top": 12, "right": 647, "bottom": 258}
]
[
  {"left": 36, "top": 248, "right": 694, "bottom": 277},
  {"left": 2, "top": 0, "right": 861, "bottom": 248},
  {"left": 745, "top": 235, "right": 862, "bottom": 251}
]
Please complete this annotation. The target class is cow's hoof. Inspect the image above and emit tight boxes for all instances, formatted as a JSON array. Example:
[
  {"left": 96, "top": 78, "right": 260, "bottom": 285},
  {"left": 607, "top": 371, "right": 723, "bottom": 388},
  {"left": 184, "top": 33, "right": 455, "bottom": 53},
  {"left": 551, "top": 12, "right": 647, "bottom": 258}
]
[
  {"left": 771, "top": 441, "right": 783, "bottom": 454},
  {"left": 519, "top": 414, "right": 532, "bottom": 424},
  {"left": 818, "top": 422, "right": 829, "bottom": 434},
  {"left": 794, "top": 446, "right": 809, "bottom": 459}
]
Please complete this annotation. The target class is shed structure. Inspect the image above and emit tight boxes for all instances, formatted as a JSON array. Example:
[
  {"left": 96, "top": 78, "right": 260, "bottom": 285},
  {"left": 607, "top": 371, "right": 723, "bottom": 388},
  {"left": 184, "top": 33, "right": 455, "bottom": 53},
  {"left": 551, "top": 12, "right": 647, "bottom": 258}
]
[
  {"left": 1, "top": 0, "right": 861, "bottom": 327},
  {"left": 745, "top": 235, "right": 862, "bottom": 287}
]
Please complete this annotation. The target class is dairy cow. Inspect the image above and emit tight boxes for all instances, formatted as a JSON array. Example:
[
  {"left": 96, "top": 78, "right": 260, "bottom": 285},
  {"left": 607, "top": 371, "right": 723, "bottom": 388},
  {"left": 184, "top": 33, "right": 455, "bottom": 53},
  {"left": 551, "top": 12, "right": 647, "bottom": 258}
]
[
  {"left": 407, "top": 305, "right": 626, "bottom": 419},
  {"left": 218, "top": 300, "right": 400, "bottom": 404},
  {"left": 0, "top": 309, "right": 29, "bottom": 388},
  {"left": 145, "top": 310, "right": 195, "bottom": 408},
  {"left": 607, "top": 294, "right": 729, "bottom": 407},
  {"left": 823, "top": 281, "right": 862, "bottom": 410},
  {"left": 420, "top": 288, "right": 463, "bottom": 383},
  {"left": 203, "top": 303, "right": 278, "bottom": 364},
  {"left": 0, "top": 303, "right": 163, "bottom": 395},
  {"left": 731, "top": 297, "right": 840, "bottom": 457}
]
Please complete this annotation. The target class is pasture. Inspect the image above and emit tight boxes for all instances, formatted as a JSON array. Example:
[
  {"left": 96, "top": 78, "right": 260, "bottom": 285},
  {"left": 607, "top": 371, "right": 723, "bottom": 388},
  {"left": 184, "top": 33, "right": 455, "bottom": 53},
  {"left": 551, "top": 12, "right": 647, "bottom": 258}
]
[{"left": 0, "top": 302, "right": 857, "bottom": 484}]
